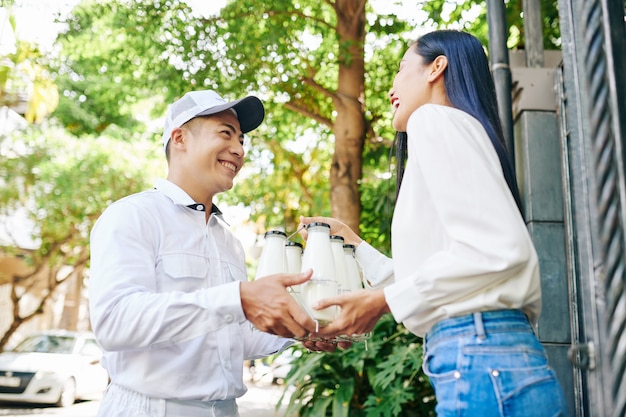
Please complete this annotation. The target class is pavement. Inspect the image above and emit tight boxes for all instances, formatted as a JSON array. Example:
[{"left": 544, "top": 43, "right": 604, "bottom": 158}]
[
  {"left": 239, "top": 363, "right": 291, "bottom": 417},
  {"left": 238, "top": 381, "right": 289, "bottom": 417},
  {"left": 0, "top": 367, "right": 291, "bottom": 417}
]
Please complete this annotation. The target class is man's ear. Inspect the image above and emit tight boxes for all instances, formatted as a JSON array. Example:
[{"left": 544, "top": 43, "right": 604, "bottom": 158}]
[
  {"left": 170, "top": 127, "right": 186, "bottom": 149},
  {"left": 428, "top": 55, "right": 448, "bottom": 82}
]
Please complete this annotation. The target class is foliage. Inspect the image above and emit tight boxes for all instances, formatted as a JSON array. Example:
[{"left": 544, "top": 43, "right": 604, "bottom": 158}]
[
  {"left": 0, "top": 26, "right": 59, "bottom": 123},
  {"left": 0, "top": 123, "right": 164, "bottom": 347},
  {"left": 53, "top": 0, "right": 413, "bottom": 234},
  {"left": 51, "top": 0, "right": 562, "bottom": 234},
  {"left": 420, "top": 0, "right": 561, "bottom": 50},
  {"left": 279, "top": 314, "right": 435, "bottom": 416},
  {"left": 52, "top": 0, "right": 194, "bottom": 135}
]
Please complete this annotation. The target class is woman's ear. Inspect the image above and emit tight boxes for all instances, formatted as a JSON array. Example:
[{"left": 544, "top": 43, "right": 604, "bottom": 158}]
[{"left": 428, "top": 55, "right": 448, "bottom": 82}]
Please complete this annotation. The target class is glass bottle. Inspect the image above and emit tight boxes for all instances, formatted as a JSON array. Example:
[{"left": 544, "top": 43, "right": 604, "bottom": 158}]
[
  {"left": 285, "top": 241, "right": 303, "bottom": 274},
  {"left": 300, "top": 222, "right": 335, "bottom": 280},
  {"left": 341, "top": 243, "right": 370, "bottom": 342},
  {"left": 300, "top": 222, "right": 338, "bottom": 324},
  {"left": 343, "top": 244, "right": 364, "bottom": 292},
  {"left": 254, "top": 230, "right": 287, "bottom": 279},
  {"left": 285, "top": 241, "right": 304, "bottom": 294},
  {"left": 330, "top": 235, "right": 349, "bottom": 293}
]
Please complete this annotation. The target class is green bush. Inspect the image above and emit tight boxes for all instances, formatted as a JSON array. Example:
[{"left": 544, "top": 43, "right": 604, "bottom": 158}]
[{"left": 278, "top": 314, "right": 436, "bottom": 416}]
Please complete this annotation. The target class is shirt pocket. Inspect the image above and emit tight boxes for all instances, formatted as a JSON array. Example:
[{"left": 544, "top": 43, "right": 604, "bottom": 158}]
[
  {"left": 225, "top": 262, "right": 248, "bottom": 283},
  {"left": 160, "top": 253, "right": 208, "bottom": 292}
]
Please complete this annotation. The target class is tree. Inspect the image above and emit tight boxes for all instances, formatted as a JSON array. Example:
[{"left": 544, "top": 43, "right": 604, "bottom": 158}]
[
  {"left": 54, "top": 0, "right": 409, "bottom": 236},
  {"left": 53, "top": 0, "right": 561, "bottom": 236},
  {"left": 0, "top": 124, "right": 163, "bottom": 349},
  {"left": 0, "top": 7, "right": 59, "bottom": 123}
]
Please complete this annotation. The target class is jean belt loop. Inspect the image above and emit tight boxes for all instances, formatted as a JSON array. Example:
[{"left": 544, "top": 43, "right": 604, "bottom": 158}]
[{"left": 473, "top": 312, "right": 486, "bottom": 339}]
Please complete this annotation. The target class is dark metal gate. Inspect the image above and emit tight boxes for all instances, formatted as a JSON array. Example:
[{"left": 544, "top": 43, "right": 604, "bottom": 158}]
[
  {"left": 556, "top": 0, "right": 626, "bottom": 415},
  {"left": 488, "top": 0, "right": 625, "bottom": 415}
]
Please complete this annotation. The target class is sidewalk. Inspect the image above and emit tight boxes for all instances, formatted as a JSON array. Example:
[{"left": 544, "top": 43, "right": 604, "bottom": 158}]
[
  {"left": 0, "top": 369, "right": 290, "bottom": 417},
  {"left": 239, "top": 366, "right": 291, "bottom": 417}
]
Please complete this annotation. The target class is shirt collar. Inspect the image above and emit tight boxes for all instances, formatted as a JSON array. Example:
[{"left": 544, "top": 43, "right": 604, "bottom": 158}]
[
  {"left": 186, "top": 203, "right": 222, "bottom": 215},
  {"left": 154, "top": 178, "right": 224, "bottom": 217}
]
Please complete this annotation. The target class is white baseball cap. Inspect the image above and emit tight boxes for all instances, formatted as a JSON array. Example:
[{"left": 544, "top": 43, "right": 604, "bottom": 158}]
[{"left": 161, "top": 90, "right": 265, "bottom": 151}]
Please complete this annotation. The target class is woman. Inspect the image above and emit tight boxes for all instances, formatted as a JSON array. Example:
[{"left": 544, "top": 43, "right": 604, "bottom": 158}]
[{"left": 300, "top": 30, "right": 567, "bottom": 416}]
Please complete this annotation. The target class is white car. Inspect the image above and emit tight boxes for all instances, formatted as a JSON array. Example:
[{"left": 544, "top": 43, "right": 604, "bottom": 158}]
[{"left": 0, "top": 330, "right": 109, "bottom": 407}]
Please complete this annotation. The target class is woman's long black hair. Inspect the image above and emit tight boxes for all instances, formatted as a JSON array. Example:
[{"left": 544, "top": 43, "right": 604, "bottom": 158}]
[{"left": 394, "top": 30, "right": 523, "bottom": 215}]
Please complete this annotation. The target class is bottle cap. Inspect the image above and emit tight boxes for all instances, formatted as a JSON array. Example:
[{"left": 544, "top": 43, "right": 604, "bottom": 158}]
[
  {"left": 264, "top": 230, "right": 287, "bottom": 238},
  {"left": 307, "top": 222, "right": 331, "bottom": 229}
]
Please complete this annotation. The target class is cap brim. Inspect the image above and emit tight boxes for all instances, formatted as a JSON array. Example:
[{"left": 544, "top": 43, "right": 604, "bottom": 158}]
[{"left": 196, "top": 96, "right": 265, "bottom": 134}]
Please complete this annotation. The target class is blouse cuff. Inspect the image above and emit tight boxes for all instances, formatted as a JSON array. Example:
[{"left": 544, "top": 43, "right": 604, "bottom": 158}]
[
  {"left": 355, "top": 242, "right": 394, "bottom": 288},
  {"left": 384, "top": 278, "right": 421, "bottom": 324}
]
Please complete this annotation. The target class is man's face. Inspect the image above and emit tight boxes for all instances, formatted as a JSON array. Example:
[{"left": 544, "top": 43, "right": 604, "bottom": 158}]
[{"left": 172, "top": 110, "right": 246, "bottom": 199}]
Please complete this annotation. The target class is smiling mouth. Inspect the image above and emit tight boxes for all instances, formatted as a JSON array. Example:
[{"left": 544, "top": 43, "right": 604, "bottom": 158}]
[{"left": 219, "top": 161, "right": 237, "bottom": 173}]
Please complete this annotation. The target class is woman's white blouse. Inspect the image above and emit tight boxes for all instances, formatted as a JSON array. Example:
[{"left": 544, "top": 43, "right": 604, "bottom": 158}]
[{"left": 356, "top": 104, "right": 541, "bottom": 338}]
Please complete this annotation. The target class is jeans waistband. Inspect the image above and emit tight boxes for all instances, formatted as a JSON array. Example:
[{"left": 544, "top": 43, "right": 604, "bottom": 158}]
[{"left": 425, "top": 309, "right": 533, "bottom": 346}]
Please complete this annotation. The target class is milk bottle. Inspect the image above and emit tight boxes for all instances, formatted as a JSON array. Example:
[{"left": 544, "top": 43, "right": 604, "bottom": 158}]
[
  {"left": 343, "top": 244, "right": 364, "bottom": 292},
  {"left": 285, "top": 241, "right": 303, "bottom": 274},
  {"left": 285, "top": 241, "right": 304, "bottom": 294},
  {"left": 330, "top": 235, "right": 349, "bottom": 293},
  {"left": 300, "top": 222, "right": 338, "bottom": 324},
  {"left": 254, "top": 230, "right": 287, "bottom": 279}
]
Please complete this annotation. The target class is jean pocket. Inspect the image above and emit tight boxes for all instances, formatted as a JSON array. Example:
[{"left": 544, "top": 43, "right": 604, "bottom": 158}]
[
  {"left": 491, "top": 366, "right": 565, "bottom": 416},
  {"left": 422, "top": 347, "right": 460, "bottom": 383},
  {"left": 478, "top": 347, "right": 566, "bottom": 416}
]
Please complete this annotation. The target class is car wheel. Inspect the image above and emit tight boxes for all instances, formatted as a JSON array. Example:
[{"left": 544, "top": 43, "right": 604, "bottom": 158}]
[{"left": 56, "top": 378, "right": 76, "bottom": 407}]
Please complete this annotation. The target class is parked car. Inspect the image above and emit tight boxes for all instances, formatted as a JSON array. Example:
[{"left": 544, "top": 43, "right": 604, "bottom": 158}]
[{"left": 0, "top": 330, "right": 109, "bottom": 407}]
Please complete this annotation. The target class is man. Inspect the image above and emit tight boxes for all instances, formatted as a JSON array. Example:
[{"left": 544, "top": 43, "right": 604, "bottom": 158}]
[{"left": 89, "top": 90, "right": 316, "bottom": 417}]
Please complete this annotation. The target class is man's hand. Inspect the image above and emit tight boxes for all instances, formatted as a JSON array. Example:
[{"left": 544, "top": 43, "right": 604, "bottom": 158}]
[
  {"left": 240, "top": 269, "right": 317, "bottom": 338},
  {"left": 301, "top": 339, "right": 352, "bottom": 353}
]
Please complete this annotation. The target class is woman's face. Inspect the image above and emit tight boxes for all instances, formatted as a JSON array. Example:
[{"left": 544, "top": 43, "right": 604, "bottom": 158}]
[{"left": 389, "top": 45, "right": 432, "bottom": 132}]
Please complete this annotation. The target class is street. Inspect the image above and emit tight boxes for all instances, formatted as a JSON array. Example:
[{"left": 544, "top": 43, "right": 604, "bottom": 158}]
[{"left": 0, "top": 376, "right": 290, "bottom": 417}]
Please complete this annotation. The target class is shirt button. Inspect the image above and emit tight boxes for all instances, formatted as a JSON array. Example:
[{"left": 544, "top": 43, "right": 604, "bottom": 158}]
[
  {"left": 224, "top": 314, "right": 233, "bottom": 323},
  {"left": 453, "top": 371, "right": 461, "bottom": 379},
  {"left": 491, "top": 370, "right": 500, "bottom": 377},
  {"left": 197, "top": 204, "right": 204, "bottom": 211}
]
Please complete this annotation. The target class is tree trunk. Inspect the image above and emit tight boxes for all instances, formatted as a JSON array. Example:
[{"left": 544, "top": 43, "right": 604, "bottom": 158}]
[
  {"left": 331, "top": 0, "right": 367, "bottom": 234},
  {"left": 59, "top": 264, "right": 84, "bottom": 330}
]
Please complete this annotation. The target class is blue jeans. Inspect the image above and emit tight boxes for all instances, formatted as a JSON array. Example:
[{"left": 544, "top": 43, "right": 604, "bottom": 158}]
[{"left": 423, "top": 310, "right": 567, "bottom": 417}]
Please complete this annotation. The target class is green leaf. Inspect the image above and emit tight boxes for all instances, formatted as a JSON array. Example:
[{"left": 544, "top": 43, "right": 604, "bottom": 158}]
[
  {"left": 332, "top": 378, "right": 354, "bottom": 417},
  {"left": 372, "top": 342, "right": 423, "bottom": 390}
]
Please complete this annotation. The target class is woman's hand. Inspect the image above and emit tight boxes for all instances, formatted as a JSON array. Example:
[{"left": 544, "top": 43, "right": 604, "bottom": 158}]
[
  {"left": 311, "top": 289, "right": 390, "bottom": 338},
  {"left": 299, "top": 216, "right": 363, "bottom": 246}
]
